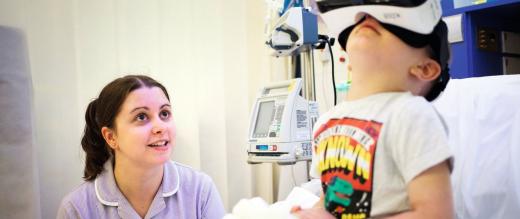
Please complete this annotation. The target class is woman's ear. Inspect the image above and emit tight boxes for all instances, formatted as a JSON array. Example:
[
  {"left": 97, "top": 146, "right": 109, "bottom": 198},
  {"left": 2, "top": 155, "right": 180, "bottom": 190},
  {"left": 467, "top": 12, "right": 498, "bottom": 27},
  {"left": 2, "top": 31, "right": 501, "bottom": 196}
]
[
  {"left": 409, "top": 58, "right": 441, "bottom": 82},
  {"left": 101, "top": 127, "right": 118, "bottom": 150}
]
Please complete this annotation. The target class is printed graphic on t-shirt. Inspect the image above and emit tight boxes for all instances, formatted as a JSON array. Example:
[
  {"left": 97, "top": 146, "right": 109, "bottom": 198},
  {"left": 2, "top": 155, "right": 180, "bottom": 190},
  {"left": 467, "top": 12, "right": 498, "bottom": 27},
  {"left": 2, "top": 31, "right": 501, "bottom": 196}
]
[{"left": 314, "top": 117, "right": 382, "bottom": 219}]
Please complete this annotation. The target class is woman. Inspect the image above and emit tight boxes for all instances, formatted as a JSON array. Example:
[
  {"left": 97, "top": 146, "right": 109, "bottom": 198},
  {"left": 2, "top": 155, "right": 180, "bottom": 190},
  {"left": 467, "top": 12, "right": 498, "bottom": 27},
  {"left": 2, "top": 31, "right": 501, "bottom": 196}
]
[{"left": 57, "top": 75, "right": 225, "bottom": 219}]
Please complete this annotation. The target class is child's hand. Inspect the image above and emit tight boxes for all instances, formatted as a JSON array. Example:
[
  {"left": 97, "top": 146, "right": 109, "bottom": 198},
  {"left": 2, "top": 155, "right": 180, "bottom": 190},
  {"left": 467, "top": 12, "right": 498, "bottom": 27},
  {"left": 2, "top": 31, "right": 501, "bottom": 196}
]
[{"left": 290, "top": 205, "right": 335, "bottom": 219}]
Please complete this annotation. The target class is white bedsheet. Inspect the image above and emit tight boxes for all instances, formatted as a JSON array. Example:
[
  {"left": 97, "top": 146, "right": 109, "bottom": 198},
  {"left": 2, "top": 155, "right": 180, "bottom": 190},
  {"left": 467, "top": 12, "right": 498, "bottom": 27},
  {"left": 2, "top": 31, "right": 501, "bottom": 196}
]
[
  {"left": 223, "top": 187, "right": 319, "bottom": 219},
  {"left": 434, "top": 75, "right": 520, "bottom": 219}
]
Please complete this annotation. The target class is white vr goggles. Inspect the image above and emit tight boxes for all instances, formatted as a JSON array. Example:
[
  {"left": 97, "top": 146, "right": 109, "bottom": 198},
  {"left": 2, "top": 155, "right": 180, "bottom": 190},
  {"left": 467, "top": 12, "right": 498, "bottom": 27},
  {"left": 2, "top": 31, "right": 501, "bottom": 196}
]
[
  {"left": 315, "top": 0, "right": 443, "bottom": 40},
  {"left": 314, "top": 0, "right": 450, "bottom": 101}
]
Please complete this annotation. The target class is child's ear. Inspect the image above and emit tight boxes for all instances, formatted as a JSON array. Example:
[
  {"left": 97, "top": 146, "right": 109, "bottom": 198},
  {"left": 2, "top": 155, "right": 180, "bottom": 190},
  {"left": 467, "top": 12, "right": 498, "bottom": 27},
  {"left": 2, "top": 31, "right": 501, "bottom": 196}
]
[
  {"left": 409, "top": 58, "right": 441, "bottom": 82},
  {"left": 101, "top": 127, "right": 118, "bottom": 150}
]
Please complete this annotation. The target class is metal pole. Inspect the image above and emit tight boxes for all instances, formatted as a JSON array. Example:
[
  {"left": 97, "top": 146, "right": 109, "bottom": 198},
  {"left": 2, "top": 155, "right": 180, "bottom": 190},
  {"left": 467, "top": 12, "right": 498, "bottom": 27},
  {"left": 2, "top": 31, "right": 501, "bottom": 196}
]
[
  {"left": 298, "top": 46, "right": 315, "bottom": 182},
  {"left": 300, "top": 46, "right": 316, "bottom": 101},
  {"left": 303, "top": 0, "right": 311, "bottom": 8}
]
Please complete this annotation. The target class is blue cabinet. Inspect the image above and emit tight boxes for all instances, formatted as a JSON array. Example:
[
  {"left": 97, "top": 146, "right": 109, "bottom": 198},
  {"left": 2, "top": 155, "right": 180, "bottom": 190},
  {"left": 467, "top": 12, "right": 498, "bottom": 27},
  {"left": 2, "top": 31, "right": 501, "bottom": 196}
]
[{"left": 441, "top": 0, "right": 520, "bottom": 78}]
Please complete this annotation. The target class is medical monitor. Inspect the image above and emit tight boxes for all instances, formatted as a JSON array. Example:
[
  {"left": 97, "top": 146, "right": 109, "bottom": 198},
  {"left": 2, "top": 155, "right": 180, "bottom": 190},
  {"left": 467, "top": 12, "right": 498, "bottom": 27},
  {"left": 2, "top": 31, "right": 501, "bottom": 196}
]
[
  {"left": 247, "top": 78, "right": 315, "bottom": 164},
  {"left": 253, "top": 100, "right": 276, "bottom": 138}
]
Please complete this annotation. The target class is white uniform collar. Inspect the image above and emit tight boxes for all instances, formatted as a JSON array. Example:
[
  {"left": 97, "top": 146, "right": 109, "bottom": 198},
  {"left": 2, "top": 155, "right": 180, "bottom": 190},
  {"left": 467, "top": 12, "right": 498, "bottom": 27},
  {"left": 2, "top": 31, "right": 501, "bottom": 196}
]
[{"left": 94, "top": 159, "right": 180, "bottom": 206}]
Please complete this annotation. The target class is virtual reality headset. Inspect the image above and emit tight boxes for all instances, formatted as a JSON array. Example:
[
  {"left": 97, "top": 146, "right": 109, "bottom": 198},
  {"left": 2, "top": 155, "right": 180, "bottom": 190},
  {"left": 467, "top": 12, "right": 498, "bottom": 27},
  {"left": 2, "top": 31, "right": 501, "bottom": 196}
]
[
  {"left": 314, "top": 0, "right": 450, "bottom": 101},
  {"left": 315, "top": 0, "right": 442, "bottom": 43}
]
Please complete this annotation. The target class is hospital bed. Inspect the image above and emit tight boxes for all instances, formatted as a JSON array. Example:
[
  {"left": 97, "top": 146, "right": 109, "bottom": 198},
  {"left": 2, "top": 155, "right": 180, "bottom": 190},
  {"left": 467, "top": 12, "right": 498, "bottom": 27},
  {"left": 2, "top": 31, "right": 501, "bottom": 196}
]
[
  {"left": 434, "top": 75, "right": 520, "bottom": 219},
  {"left": 228, "top": 75, "right": 520, "bottom": 219}
]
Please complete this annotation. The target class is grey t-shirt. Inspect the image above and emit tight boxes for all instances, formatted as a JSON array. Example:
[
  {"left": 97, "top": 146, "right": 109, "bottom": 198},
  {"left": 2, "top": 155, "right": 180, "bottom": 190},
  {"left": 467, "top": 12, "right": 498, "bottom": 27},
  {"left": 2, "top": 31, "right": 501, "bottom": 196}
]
[
  {"left": 310, "top": 92, "right": 452, "bottom": 218},
  {"left": 57, "top": 160, "right": 225, "bottom": 219}
]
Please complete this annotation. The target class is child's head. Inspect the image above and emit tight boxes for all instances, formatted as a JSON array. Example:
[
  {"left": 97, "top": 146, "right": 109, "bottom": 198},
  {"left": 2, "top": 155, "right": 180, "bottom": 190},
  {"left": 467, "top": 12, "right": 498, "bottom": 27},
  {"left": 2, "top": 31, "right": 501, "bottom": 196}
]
[
  {"left": 344, "top": 16, "right": 450, "bottom": 101},
  {"left": 315, "top": 0, "right": 450, "bottom": 101}
]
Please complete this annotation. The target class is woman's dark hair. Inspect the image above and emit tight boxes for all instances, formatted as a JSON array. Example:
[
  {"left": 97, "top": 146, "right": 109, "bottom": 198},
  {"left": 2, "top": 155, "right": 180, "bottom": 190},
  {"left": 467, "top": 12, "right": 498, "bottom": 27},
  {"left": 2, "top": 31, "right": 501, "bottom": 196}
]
[{"left": 82, "top": 75, "right": 170, "bottom": 181}]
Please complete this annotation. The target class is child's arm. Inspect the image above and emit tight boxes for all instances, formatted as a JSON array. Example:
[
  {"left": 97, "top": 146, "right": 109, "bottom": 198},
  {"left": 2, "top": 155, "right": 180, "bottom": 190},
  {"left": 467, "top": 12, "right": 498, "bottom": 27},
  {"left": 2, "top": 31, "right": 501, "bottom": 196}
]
[
  {"left": 291, "top": 194, "right": 335, "bottom": 219},
  {"left": 386, "top": 160, "right": 453, "bottom": 219}
]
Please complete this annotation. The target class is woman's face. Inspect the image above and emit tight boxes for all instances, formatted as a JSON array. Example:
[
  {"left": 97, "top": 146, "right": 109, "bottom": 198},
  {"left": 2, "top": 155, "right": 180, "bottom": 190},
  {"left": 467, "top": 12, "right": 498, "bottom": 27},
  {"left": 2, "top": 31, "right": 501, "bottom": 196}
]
[{"left": 110, "top": 86, "right": 175, "bottom": 167}]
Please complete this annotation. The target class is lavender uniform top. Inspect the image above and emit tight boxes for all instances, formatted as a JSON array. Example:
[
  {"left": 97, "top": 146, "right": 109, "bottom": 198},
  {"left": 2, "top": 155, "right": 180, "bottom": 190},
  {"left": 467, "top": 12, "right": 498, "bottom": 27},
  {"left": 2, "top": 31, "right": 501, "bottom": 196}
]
[{"left": 57, "top": 160, "right": 225, "bottom": 219}]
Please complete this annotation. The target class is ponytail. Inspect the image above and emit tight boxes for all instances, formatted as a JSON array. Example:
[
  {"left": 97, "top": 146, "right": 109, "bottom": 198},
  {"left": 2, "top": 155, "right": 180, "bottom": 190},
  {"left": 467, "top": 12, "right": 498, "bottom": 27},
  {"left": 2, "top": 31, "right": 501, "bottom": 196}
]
[{"left": 81, "top": 99, "right": 111, "bottom": 181}]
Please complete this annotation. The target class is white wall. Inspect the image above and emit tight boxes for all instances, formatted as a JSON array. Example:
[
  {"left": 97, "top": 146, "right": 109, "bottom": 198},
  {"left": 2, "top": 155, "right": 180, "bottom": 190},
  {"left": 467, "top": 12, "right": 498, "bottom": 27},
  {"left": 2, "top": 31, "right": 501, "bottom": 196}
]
[
  {"left": 0, "top": 0, "right": 289, "bottom": 218},
  {"left": 0, "top": 0, "right": 347, "bottom": 217}
]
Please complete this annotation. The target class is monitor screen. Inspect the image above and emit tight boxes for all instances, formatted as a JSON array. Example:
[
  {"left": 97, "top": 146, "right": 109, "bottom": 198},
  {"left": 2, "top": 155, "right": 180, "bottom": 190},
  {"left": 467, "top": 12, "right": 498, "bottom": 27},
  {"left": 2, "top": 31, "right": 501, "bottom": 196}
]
[{"left": 253, "top": 101, "right": 275, "bottom": 137}]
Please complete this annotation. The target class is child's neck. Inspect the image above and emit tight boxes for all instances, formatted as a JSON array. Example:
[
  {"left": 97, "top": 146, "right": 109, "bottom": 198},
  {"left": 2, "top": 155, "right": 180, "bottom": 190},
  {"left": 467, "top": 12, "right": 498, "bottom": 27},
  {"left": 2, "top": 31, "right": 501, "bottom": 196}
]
[
  {"left": 344, "top": 67, "right": 409, "bottom": 101},
  {"left": 346, "top": 81, "right": 405, "bottom": 101}
]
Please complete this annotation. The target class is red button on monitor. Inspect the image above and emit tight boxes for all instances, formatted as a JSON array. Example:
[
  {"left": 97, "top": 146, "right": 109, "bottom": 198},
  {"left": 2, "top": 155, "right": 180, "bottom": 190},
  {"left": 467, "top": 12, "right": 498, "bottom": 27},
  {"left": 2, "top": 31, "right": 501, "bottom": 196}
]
[{"left": 273, "top": 145, "right": 277, "bottom": 151}]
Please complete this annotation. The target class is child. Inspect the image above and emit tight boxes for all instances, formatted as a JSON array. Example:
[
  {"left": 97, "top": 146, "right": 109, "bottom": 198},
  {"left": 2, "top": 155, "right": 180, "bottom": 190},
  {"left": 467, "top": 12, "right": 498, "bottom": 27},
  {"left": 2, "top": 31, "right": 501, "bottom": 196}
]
[{"left": 293, "top": 0, "right": 454, "bottom": 218}]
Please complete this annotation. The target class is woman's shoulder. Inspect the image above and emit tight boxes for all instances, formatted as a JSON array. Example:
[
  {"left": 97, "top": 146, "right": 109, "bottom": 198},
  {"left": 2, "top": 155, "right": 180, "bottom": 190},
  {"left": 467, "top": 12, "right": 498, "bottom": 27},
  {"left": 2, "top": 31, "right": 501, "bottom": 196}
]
[
  {"left": 60, "top": 181, "right": 96, "bottom": 203},
  {"left": 57, "top": 181, "right": 97, "bottom": 216},
  {"left": 168, "top": 161, "right": 213, "bottom": 183},
  {"left": 165, "top": 161, "right": 225, "bottom": 217}
]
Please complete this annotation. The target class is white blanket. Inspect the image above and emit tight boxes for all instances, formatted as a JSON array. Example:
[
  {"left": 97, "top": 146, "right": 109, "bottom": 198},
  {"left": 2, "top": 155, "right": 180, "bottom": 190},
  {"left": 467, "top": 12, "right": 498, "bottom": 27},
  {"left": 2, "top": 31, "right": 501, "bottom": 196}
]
[
  {"left": 434, "top": 75, "right": 520, "bottom": 219},
  {"left": 223, "top": 187, "right": 319, "bottom": 219}
]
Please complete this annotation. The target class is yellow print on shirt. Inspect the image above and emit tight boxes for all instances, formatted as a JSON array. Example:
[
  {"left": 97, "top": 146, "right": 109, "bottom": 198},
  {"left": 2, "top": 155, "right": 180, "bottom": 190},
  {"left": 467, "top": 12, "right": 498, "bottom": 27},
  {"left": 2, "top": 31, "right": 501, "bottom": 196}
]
[
  {"left": 314, "top": 118, "right": 381, "bottom": 218},
  {"left": 317, "top": 135, "right": 372, "bottom": 181},
  {"left": 341, "top": 213, "right": 367, "bottom": 219}
]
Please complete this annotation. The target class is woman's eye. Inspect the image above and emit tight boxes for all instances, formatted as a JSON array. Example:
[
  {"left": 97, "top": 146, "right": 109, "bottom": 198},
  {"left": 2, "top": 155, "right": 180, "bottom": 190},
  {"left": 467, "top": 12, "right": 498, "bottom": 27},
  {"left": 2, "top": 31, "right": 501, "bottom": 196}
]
[
  {"left": 136, "top": 113, "right": 148, "bottom": 121},
  {"left": 160, "top": 110, "right": 170, "bottom": 119}
]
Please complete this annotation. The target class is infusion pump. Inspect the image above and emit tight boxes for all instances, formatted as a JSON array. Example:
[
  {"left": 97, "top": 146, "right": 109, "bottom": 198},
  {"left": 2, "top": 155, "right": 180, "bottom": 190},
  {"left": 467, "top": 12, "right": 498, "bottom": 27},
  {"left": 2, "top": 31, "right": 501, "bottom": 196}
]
[{"left": 247, "top": 78, "right": 317, "bottom": 165}]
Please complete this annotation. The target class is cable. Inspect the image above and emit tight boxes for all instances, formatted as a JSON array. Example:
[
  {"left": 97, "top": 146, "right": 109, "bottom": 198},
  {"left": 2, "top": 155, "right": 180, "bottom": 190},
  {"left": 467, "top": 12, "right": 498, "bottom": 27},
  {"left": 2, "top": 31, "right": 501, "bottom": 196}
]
[
  {"left": 327, "top": 40, "right": 337, "bottom": 106},
  {"left": 318, "top": 35, "right": 337, "bottom": 106}
]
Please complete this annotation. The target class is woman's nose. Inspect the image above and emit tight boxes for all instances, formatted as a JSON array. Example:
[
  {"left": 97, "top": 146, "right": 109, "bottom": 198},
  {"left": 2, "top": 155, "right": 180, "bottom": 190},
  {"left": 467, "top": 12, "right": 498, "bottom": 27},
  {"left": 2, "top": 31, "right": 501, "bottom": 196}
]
[{"left": 151, "top": 120, "right": 166, "bottom": 134}]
